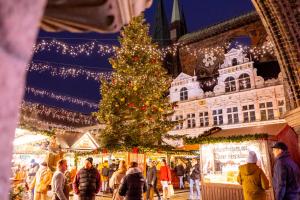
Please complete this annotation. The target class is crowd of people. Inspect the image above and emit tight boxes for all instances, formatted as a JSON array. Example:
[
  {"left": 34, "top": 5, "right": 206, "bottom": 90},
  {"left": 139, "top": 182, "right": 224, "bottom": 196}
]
[{"left": 11, "top": 141, "right": 300, "bottom": 200}]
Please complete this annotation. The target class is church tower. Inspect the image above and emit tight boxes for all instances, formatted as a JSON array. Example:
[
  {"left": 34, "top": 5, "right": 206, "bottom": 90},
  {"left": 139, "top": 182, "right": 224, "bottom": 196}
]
[
  {"left": 170, "top": 0, "right": 187, "bottom": 41},
  {"left": 152, "top": 0, "right": 170, "bottom": 47}
]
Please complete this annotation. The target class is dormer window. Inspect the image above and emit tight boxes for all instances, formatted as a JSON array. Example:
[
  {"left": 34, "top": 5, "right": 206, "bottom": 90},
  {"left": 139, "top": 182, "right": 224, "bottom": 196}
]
[
  {"left": 180, "top": 87, "right": 188, "bottom": 101},
  {"left": 225, "top": 77, "right": 236, "bottom": 92},
  {"left": 232, "top": 58, "right": 238, "bottom": 66},
  {"left": 239, "top": 73, "right": 251, "bottom": 90}
]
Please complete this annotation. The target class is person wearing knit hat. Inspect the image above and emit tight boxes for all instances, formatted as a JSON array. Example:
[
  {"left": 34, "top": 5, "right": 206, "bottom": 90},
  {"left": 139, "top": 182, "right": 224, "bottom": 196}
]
[
  {"left": 86, "top": 157, "right": 93, "bottom": 165},
  {"left": 246, "top": 151, "right": 258, "bottom": 164},
  {"left": 272, "top": 141, "right": 300, "bottom": 200},
  {"left": 73, "top": 157, "right": 101, "bottom": 200},
  {"left": 237, "top": 151, "right": 269, "bottom": 200}
]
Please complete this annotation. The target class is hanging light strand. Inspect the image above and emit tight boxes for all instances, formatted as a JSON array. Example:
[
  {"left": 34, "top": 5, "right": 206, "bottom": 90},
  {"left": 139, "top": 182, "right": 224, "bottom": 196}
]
[
  {"left": 21, "top": 101, "right": 97, "bottom": 125},
  {"left": 27, "top": 61, "right": 112, "bottom": 81},
  {"left": 26, "top": 87, "right": 99, "bottom": 109}
]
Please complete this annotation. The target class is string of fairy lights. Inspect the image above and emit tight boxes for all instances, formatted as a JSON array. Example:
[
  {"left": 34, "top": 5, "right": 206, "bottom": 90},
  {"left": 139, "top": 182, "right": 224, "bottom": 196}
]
[
  {"left": 27, "top": 61, "right": 112, "bottom": 81},
  {"left": 25, "top": 86, "right": 99, "bottom": 109},
  {"left": 21, "top": 101, "right": 97, "bottom": 125},
  {"left": 33, "top": 38, "right": 275, "bottom": 59}
]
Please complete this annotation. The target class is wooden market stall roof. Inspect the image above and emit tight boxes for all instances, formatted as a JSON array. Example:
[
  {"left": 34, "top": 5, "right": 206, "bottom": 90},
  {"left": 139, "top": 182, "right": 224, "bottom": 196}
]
[
  {"left": 210, "top": 123, "right": 287, "bottom": 138},
  {"left": 56, "top": 132, "right": 99, "bottom": 150}
]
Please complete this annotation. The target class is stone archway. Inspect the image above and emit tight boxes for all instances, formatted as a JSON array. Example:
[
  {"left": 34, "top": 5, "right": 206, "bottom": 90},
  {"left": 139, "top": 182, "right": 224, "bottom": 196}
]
[{"left": 251, "top": 0, "right": 300, "bottom": 135}]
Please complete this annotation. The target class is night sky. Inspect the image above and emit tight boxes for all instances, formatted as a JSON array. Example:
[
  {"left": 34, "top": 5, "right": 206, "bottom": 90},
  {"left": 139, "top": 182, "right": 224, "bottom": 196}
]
[{"left": 25, "top": 0, "right": 254, "bottom": 114}]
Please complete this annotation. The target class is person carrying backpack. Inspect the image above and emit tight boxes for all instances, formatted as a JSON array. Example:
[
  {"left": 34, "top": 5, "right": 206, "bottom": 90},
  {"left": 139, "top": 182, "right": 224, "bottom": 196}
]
[{"left": 98, "top": 160, "right": 109, "bottom": 193}]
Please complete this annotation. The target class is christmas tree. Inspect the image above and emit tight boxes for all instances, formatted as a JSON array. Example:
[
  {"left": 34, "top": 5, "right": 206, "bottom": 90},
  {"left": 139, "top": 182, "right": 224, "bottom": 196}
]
[{"left": 96, "top": 15, "right": 177, "bottom": 150}]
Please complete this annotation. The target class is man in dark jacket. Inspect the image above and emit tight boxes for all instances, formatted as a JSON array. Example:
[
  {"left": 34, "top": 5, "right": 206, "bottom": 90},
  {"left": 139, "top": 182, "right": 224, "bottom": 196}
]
[
  {"left": 189, "top": 158, "right": 201, "bottom": 200},
  {"left": 175, "top": 160, "right": 185, "bottom": 189},
  {"left": 73, "top": 157, "right": 101, "bottom": 200},
  {"left": 272, "top": 142, "right": 300, "bottom": 200},
  {"left": 146, "top": 161, "right": 160, "bottom": 200},
  {"left": 119, "top": 162, "right": 147, "bottom": 200}
]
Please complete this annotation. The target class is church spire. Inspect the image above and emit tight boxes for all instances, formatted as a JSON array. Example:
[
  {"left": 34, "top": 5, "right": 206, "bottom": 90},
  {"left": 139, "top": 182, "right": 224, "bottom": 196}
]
[
  {"left": 170, "top": 0, "right": 187, "bottom": 41},
  {"left": 152, "top": 0, "right": 170, "bottom": 47},
  {"left": 171, "top": 0, "right": 180, "bottom": 23}
]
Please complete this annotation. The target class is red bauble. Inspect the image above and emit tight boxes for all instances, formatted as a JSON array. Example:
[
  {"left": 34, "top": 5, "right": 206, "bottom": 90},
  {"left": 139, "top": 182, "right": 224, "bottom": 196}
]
[
  {"left": 132, "top": 147, "right": 139, "bottom": 154},
  {"left": 128, "top": 102, "right": 135, "bottom": 108},
  {"left": 141, "top": 105, "right": 147, "bottom": 111},
  {"left": 132, "top": 56, "right": 139, "bottom": 62}
]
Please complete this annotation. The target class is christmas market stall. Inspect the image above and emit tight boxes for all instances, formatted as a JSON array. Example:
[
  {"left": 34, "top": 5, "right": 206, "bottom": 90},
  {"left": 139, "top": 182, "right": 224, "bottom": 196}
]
[
  {"left": 184, "top": 123, "right": 300, "bottom": 200},
  {"left": 13, "top": 128, "right": 49, "bottom": 165},
  {"left": 56, "top": 131, "right": 100, "bottom": 167}
]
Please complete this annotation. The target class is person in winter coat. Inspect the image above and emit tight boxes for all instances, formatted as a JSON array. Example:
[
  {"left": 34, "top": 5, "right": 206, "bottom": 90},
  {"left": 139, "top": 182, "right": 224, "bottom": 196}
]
[
  {"left": 174, "top": 159, "right": 185, "bottom": 189},
  {"left": 119, "top": 162, "right": 147, "bottom": 200},
  {"left": 159, "top": 159, "right": 172, "bottom": 200},
  {"left": 146, "top": 161, "right": 160, "bottom": 200},
  {"left": 98, "top": 160, "right": 109, "bottom": 192},
  {"left": 109, "top": 160, "right": 127, "bottom": 200},
  {"left": 30, "top": 162, "right": 52, "bottom": 200},
  {"left": 51, "top": 159, "right": 68, "bottom": 200},
  {"left": 73, "top": 157, "right": 101, "bottom": 200},
  {"left": 237, "top": 151, "right": 269, "bottom": 200},
  {"left": 189, "top": 158, "right": 201, "bottom": 200},
  {"left": 27, "top": 159, "right": 40, "bottom": 200},
  {"left": 272, "top": 142, "right": 300, "bottom": 200}
]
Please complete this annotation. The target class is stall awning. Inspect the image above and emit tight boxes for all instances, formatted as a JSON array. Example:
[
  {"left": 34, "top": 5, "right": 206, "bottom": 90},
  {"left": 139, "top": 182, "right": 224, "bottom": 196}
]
[{"left": 210, "top": 123, "right": 287, "bottom": 138}]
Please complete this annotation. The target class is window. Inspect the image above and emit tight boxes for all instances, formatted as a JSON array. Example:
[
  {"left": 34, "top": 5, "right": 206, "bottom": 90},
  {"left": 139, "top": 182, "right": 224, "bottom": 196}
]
[
  {"left": 278, "top": 100, "right": 285, "bottom": 118},
  {"left": 225, "top": 77, "right": 236, "bottom": 92},
  {"left": 227, "top": 107, "right": 239, "bottom": 124},
  {"left": 175, "top": 115, "right": 183, "bottom": 130},
  {"left": 232, "top": 58, "right": 238, "bottom": 66},
  {"left": 187, "top": 113, "right": 196, "bottom": 128},
  {"left": 259, "top": 102, "right": 274, "bottom": 121},
  {"left": 242, "top": 104, "right": 256, "bottom": 122},
  {"left": 213, "top": 109, "right": 223, "bottom": 125},
  {"left": 180, "top": 87, "right": 188, "bottom": 101},
  {"left": 238, "top": 73, "right": 251, "bottom": 90},
  {"left": 199, "top": 112, "right": 209, "bottom": 127}
]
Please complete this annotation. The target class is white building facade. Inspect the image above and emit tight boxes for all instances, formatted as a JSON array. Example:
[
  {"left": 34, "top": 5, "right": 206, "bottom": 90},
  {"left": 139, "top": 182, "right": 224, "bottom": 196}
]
[{"left": 169, "top": 49, "right": 286, "bottom": 138}]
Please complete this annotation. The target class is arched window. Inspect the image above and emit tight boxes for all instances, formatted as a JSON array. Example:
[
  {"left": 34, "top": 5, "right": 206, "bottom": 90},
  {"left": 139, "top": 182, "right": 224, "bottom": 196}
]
[
  {"left": 180, "top": 87, "right": 188, "bottom": 101},
  {"left": 239, "top": 73, "right": 251, "bottom": 90},
  {"left": 225, "top": 77, "right": 236, "bottom": 92},
  {"left": 232, "top": 58, "right": 238, "bottom": 66}
]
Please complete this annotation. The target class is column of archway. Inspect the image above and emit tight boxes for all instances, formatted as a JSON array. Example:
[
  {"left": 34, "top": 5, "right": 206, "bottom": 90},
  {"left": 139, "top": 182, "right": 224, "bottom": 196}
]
[
  {"left": 251, "top": 0, "right": 300, "bottom": 136},
  {"left": 0, "top": 1, "right": 46, "bottom": 199}
]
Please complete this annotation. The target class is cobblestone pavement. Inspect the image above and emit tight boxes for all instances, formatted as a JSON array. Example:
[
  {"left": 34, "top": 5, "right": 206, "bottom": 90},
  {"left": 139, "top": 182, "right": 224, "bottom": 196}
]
[
  {"left": 70, "top": 190, "right": 190, "bottom": 200},
  {"left": 99, "top": 190, "right": 190, "bottom": 200}
]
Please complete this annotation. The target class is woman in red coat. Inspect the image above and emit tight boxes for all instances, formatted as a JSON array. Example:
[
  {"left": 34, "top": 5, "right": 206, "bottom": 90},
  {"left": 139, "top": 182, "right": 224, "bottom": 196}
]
[{"left": 159, "top": 159, "right": 171, "bottom": 200}]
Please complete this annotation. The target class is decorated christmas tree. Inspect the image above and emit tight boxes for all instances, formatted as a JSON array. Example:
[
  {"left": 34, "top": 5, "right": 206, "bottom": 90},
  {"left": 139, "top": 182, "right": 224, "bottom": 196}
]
[{"left": 96, "top": 15, "right": 177, "bottom": 151}]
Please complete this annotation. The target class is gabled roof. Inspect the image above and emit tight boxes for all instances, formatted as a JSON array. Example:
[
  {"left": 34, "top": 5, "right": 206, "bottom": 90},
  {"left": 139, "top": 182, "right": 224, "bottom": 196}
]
[
  {"left": 173, "top": 72, "right": 193, "bottom": 81},
  {"left": 57, "top": 132, "right": 99, "bottom": 150},
  {"left": 179, "top": 11, "right": 259, "bottom": 44},
  {"left": 226, "top": 48, "right": 242, "bottom": 55}
]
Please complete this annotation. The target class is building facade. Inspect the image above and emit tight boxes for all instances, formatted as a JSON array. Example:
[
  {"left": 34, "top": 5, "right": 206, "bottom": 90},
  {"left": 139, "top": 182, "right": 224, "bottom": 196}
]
[{"left": 169, "top": 48, "right": 286, "bottom": 138}]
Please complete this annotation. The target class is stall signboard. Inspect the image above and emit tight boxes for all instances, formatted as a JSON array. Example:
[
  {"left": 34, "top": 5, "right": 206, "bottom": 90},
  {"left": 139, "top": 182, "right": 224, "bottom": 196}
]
[
  {"left": 201, "top": 141, "right": 269, "bottom": 184},
  {"left": 72, "top": 133, "right": 99, "bottom": 150}
]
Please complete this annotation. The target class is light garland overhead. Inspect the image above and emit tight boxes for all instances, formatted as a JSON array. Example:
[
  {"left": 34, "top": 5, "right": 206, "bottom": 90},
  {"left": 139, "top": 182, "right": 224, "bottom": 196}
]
[
  {"left": 20, "top": 116, "right": 78, "bottom": 131},
  {"left": 26, "top": 87, "right": 99, "bottom": 109},
  {"left": 33, "top": 38, "right": 275, "bottom": 60},
  {"left": 21, "top": 101, "right": 97, "bottom": 126},
  {"left": 27, "top": 61, "right": 112, "bottom": 81}
]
